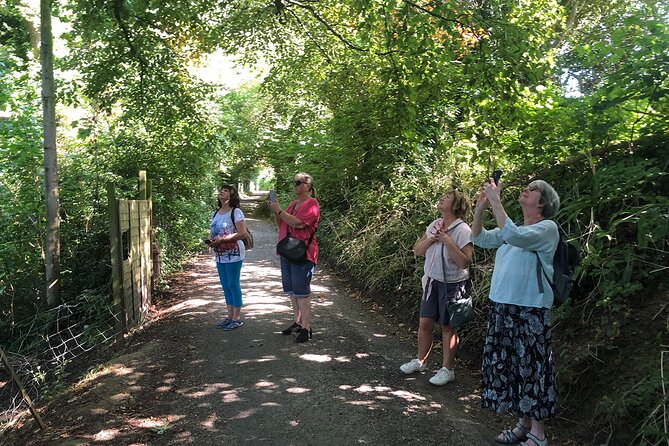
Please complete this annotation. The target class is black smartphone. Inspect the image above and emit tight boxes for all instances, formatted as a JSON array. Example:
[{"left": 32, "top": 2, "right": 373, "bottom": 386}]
[
  {"left": 269, "top": 189, "right": 277, "bottom": 202},
  {"left": 204, "top": 239, "right": 212, "bottom": 245},
  {"left": 492, "top": 169, "right": 503, "bottom": 185}
]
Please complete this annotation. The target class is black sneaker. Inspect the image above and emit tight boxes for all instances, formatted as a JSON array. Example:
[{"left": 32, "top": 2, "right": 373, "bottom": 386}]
[
  {"left": 281, "top": 322, "right": 301, "bottom": 335},
  {"left": 295, "top": 328, "right": 312, "bottom": 343}
]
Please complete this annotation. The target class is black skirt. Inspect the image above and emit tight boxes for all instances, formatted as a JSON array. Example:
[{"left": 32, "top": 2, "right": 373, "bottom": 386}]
[{"left": 480, "top": 302, "right": 558, "bottom": 420}]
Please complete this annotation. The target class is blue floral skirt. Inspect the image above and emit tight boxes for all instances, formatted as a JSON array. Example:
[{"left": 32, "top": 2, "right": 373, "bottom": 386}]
[{"left": 480, "top": 302, "right": 557, "bottom": 420}]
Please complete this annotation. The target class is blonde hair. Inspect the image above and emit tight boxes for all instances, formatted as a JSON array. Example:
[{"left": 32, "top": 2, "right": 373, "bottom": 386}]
[
  {"left": 449, "top": 189, "right": 471, "bottom": 219},
  {"left": 296, "top": 172, "right": 317, "bottom": 199}
]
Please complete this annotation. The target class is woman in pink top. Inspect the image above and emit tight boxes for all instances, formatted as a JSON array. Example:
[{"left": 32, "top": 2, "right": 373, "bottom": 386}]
[{"left": 269, "top": 172, "right": 320, "bottom": 343}]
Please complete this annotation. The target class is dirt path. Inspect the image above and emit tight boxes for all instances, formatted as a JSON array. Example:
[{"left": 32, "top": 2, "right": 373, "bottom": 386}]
[{"left": 12, "top": 197, "right": 508, "bottom": 446}]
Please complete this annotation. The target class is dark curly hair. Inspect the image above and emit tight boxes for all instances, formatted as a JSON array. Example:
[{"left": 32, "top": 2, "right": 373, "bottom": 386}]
[{"left": 217, "top": 185, "right": 241, "bottom": 208}]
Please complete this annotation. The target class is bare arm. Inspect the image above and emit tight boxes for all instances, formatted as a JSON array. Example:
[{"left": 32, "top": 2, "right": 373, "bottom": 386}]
[
  {"left": 438, "top": 235, "right": 474, "bottom": 270},
  {"left": 269, "top": 200, "right": 307, "bottom": 228},
  {"left": 472, "top": 191, "right": 488, "bottom": 237},
  {"left": 473, "top": 179, "right": 509, "bottom": 236},
  {"left": 276, "top": 210, "right": 306, "bottom": 228},
  {"left": 413, "top": 234, "right": 438, "bottom": 256},
  {"left": 483, "top": 180, "right": 508, "bottom": 230}
]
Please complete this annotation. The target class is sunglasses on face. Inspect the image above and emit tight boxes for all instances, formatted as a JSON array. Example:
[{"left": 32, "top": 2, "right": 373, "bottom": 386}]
[{"left": 294, "top": 180, "right": 308, "bottom": 186}]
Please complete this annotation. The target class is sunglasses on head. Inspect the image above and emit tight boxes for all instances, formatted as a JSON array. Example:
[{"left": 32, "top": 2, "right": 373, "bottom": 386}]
[
  {"left": 294, "top": 180, "right": 308, "bottom": 186},
  {"left": 524, "top": 185, "right": 541, "bottom": 193}
]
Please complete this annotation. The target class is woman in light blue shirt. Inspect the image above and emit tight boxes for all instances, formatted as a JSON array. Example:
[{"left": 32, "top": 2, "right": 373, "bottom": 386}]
[{"left": 471, "top": 179, "right": 560, "bottom": 446}]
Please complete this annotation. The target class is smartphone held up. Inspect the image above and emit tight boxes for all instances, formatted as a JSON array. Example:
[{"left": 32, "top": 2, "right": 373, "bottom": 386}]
[
  {"left": 268, "top": 189, "right": 277, "bottom": 203},
  {"left": 492, "top": 169, "right": 503, "bottom": 185}
]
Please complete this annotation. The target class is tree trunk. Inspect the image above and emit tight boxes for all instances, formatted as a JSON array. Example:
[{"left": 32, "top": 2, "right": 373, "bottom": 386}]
[{"left": 40, "top": 0, "right": 61, "bottom": 307}]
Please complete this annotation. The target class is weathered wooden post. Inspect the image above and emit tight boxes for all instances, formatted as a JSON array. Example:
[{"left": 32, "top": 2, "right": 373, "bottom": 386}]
[
  {"left": 107, "top": 183, "right": 125, "bottom": 337},
  {"left": 138, "top": 170, "right": 147, "bottom": 200},
  {"left": 147, "top": 178, "right": 161, "bottom": 294}
]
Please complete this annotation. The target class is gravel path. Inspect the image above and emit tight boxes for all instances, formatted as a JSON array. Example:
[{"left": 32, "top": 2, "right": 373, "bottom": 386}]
[{"left": 11, "top": 196, "right": 503, "bottom": 446}]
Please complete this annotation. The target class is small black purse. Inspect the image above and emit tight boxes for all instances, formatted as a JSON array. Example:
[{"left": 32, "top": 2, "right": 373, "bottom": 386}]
[{"left": 277, "top": 225, "right": 316, "bottom": 265}]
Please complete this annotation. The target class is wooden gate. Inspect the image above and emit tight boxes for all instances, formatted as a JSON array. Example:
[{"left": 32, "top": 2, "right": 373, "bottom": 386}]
[{"left": 107, "top": 171, "right": 153, "bottom": 334}]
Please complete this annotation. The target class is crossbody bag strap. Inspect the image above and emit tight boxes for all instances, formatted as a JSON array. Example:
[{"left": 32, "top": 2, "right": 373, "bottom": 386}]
[
  {"left": 534, "top": 252, "right": 555, "bottom": 292},
  {"left": 532, "top": 220, "right": 559, "bottom": 293},
  {"left": 439, "top": 221, "right": 464, "bottom": 282},
  {"left": 440, "top": 245, "right": 448, "bottom": 284},
  {"left": 230, "top": 207, "right": 237, "bottom": 232},
  {"left": 304, "top": 225, "right": 317, "bottom": 248}
]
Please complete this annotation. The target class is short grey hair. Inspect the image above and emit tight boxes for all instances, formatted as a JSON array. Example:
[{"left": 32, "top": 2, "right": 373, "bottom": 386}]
[{"left": 531, "top": 180, "right": 560, "bottom": 218}]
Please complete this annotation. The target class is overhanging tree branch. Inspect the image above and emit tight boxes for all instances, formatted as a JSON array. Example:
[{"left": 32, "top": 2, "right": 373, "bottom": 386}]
[
  {"left": 112, "top": 0, "right": 147, "bottom": 103},
  {"left": 403, "top": 0, "right": 465, "bottom": 27},
  {"left": 282, "top": 0, "right": 398, "bottom": 56},
  {"left": 285, "top": 7, "right": 335, "bottom": 64},
  {"left": 284, "top": 0, "right": 366, "bottom": 52}
]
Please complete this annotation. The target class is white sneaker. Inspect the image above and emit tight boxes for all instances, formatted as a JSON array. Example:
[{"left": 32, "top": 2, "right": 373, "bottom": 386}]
[
  {"left": 400, "top": 358, "right": 427, "bottom": 375},
  {"left": 429, "top": 367, "right": 455, "bottom": 386}
]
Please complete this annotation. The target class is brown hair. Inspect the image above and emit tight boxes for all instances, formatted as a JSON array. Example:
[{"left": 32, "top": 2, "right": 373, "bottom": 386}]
[{"left": 217, "top": 185, "right": 241, "bottom": 208}]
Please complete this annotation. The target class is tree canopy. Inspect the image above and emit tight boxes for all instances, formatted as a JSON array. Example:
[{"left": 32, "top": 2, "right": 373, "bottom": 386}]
[{"left": 0, "top": 0, "right": 667, "bottom": 443}]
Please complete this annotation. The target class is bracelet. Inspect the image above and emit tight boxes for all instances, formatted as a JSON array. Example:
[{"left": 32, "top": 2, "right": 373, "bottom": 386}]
[{"left": 277, "top": 210, "right": 283, "bottom": 216}]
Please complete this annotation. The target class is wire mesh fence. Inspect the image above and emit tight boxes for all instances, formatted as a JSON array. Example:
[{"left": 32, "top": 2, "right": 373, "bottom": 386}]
[{"left": 0, "top": 299, "right": 125, "bottom": 432}]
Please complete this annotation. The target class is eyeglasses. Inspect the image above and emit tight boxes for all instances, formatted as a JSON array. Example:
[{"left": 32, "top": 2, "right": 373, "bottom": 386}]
[{"left": 294, "top": 180, "right": 307, "bottom": 186}]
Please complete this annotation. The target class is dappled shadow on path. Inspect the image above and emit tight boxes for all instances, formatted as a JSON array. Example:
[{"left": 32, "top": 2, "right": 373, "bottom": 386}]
[{"left": 15, "top": 213, "right": 495, "bottom": 446}]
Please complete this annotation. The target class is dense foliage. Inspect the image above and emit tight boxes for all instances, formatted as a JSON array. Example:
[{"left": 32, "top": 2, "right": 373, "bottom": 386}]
[{"left": 1, "top": 0, "right": 667, "bottom": 443}]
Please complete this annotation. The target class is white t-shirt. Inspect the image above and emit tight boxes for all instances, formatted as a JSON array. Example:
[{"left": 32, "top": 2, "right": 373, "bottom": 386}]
[
  {"left": 422, "top": 218, "right": 472, "bottom": 283},
  {"left": 210, "top": 208, "right": 246, "bottom": 263}
]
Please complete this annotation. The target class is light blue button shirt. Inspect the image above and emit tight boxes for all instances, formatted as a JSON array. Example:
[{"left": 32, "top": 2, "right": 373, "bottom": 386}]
[{"left": 471, "top": 218, "right": 559, "bottom": 308}]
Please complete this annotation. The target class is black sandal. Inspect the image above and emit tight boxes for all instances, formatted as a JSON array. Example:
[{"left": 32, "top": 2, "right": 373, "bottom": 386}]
[
  {"left": 295, "top": 328, "right": 312, "bottom": 343},
  {"left": 281, "top": 322, "right": 301, "bottom": 335},
  {"left": 495, "top": 423, "right": 530, "bottom": 444}
]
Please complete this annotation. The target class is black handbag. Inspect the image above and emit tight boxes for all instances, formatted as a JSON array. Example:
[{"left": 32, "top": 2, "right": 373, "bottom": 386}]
[
  {"left": 440, "top": 225, "right": 474, "bottom": 329},
  {"left": 277, "top": 234, "right": 311, "bottom": 264}
]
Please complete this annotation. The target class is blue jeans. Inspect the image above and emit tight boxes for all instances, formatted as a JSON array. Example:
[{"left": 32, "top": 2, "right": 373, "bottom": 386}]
[
  {"left": 280, "top": 257, "right": 315, "bottom": 297},
  {"left": 216, "top": 260, "right": 243, "bottom": 307}
]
